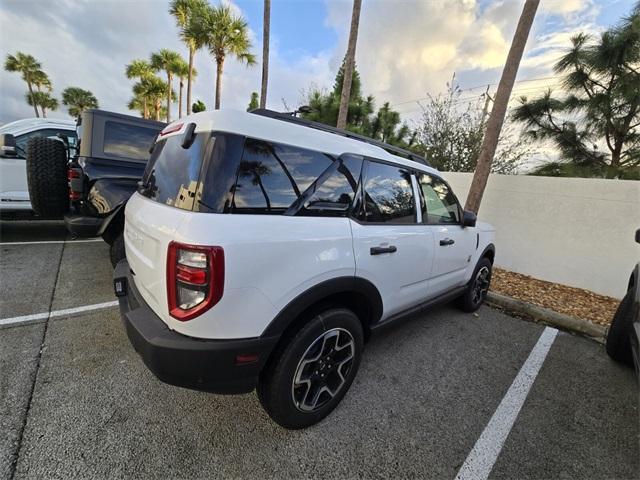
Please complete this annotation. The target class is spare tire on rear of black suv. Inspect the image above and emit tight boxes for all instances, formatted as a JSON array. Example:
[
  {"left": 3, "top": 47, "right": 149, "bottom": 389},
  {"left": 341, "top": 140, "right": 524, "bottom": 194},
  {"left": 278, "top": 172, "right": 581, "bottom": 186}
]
[{"left": 26, "top": 137, "right": 69, "bottom": 218}]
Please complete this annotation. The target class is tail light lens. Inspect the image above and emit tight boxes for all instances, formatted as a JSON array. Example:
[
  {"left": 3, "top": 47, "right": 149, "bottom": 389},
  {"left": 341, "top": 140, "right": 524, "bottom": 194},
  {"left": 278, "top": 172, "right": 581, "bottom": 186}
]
[
  {"left": 167, "top": 242, "right": 224, "bottom": 321},
  {"left": 68, "top": 166, "right": 83, "bottom": 201}
]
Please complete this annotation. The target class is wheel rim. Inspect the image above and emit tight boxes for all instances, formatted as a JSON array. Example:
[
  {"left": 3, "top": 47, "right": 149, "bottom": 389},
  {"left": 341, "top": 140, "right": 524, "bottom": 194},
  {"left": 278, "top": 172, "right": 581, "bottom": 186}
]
[
  {"left": 292, "top": 328, "right": 355, "bottom": 412},
  {"left": 472, "top": 266, "right": 491, "bottom": 305}
]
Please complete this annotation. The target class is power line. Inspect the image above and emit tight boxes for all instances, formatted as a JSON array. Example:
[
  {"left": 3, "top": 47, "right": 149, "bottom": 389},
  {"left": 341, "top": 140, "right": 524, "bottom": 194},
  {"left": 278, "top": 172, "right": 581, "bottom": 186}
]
[{"left": 390, "top": 75, "right": 559, "bottom": 108}]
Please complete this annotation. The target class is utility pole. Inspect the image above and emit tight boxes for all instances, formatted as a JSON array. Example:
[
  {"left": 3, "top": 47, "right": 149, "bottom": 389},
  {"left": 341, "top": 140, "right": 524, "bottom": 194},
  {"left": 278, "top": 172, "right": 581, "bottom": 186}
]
[
  {"left": 480, "top": 85, "right": 494, "bottom": 127},
  {"left": 336, "top": 0, "right": 362, "bottom": 129},
  {"left": 465, "top": 0, "right": 540, "bottom": 214}
]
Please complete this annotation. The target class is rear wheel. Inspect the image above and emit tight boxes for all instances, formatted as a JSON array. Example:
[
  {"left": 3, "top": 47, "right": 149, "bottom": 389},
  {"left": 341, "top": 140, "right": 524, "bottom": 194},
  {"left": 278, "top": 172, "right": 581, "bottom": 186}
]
[
  {"left": 457, "top": 257, "right": 492, "bottom": 312},
  {"left": 26, "top": 137, "right": 69, "bottom": 218},
  {"left": 606, "top": 289, "right": 634, "bottom": 366},
  {"left": 109, "top": 233, "right": 125, "bottom": 268},
  {"left": 258, "top": 308, "right": 363, "bottom": 429}
]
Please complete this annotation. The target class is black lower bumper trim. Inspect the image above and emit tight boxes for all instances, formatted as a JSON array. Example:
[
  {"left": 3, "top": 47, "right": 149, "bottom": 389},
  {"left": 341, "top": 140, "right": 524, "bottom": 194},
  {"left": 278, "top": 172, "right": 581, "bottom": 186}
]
[
  {"left": 114, "top": 260, "right": 279, "bottom": 394},
  {"left": 64, "top": 214, "right": 103, "bottom": 238}
]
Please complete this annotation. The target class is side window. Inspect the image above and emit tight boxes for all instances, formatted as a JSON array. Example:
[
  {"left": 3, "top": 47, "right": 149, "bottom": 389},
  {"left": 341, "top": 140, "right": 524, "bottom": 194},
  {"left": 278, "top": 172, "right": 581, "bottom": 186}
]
[
  {"left": 14, "top": 129, "right": 77, "bottom": 159},
  {"left": 362, "top": 161, "right": 415, "bottom": 224},
  {"left": 418, "top": 173, "right": 461, "bottom": 224},
  {"left": 143, "top": 132, "right": 209, "bottom": 210},
  {"left": 231, "top": 138, "right": 335, "bottom": 213},
  {"left": 103, "top": 121, "right": 158, "bottom": 161},
  {"left": 301, "top": 156, "right": 363, "bottom": 215}
]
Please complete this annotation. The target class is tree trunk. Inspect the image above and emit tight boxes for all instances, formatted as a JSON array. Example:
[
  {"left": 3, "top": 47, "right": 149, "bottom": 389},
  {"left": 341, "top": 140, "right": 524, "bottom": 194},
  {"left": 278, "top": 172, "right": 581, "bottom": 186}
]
[
  {"left": 465, "top": 0, "right": 539, "bottom": 214},
  {"left": 260, "top": 0, "right": 271, "bottom": 109},
  {"left": 187, "top": 47, "right": 194, "bottom": 115},
  {"left": 256, "top": 176, "right": 271, "bottom": 210},
  {"left": 26, "top": 78, "right": 40, "bottom": 118},
  {"left": 179, "top": 79, "right": 184, "bottom": 119},
  {"left": 336, "top": 0, "right": 362, "bottom": 129},
  {"left": 155, "top": 100, "right": 161, "bottom": 121},
  {"left": 166, "top": 72, "right": 172, "bottom": 123},
  {"left": 42, "top": 107, "right": 47, "bottom": 118},
  {"left": 215, "top": 57, "right": 224, "bottom": 110},
  {"left": 143, "top": 98, "right": 149, "bottom": 119}
]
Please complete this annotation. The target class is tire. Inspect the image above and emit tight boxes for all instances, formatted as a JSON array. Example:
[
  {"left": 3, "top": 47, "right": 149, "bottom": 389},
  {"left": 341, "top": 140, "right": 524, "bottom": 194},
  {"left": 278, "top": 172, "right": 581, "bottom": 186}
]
[
  {"left": 109, "top": 233, "right": 125, "bottom": 268},
  {"left": 606, "top": 289, "right": 634, "bottom": 366},
  {"left": 26, "top": 137, "right": 69, "bottom": 218},
  {"left": 257, "top": 308, "right": 364, "bottom": 429},
  {"left": 457, "top": 257, "right": 493, "bottom": 313}
]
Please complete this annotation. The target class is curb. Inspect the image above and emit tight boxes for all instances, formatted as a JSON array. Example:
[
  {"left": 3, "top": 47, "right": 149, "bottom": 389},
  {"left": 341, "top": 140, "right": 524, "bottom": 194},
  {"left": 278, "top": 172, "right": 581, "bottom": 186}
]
[{"left": 486, "top": 291, "right": 607, "bottom": 342}]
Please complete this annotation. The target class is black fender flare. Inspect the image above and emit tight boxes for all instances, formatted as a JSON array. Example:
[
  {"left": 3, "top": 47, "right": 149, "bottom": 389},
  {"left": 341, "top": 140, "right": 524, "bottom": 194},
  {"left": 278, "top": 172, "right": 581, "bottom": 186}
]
[
  {"left": 261, "top": 276, "right": 383, "bottom": 338},
  {"left": 480, "top": 243, "right": 496, "bottom": 264}
]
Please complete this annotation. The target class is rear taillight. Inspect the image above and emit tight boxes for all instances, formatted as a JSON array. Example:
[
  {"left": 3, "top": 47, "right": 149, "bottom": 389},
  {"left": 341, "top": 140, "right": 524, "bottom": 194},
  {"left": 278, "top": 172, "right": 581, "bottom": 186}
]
[
  {"left": 68, "top": 166, "right": 83, "bottom": 201},
  {"left": 167, "top": 242, "right": 224, "bottom": 321}
]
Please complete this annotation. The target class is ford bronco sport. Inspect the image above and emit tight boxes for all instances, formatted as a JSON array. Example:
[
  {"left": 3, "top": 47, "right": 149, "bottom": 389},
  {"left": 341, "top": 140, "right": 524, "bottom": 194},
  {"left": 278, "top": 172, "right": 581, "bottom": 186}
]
[{"left": 114, "top": 109, "right": 496, "bottom": 429}]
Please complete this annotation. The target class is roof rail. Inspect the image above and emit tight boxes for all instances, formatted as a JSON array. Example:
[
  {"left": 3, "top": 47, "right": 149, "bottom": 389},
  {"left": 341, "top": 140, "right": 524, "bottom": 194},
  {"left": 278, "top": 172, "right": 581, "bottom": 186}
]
[{"left": 250, "top": 108, "right": 429, "bottom": 166}]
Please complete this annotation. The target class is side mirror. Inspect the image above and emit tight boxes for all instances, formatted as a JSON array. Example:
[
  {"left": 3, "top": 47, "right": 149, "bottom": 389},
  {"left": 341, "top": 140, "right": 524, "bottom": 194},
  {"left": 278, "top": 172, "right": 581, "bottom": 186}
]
[
  {"left": 636, "top": 228, "right": 640, "bottom": 244},
  {"left": 0, "top": 133, "right": 17, "bottom": 157},
  {"left": 462, "top": 210, "right": 477, "bottom": 228}
]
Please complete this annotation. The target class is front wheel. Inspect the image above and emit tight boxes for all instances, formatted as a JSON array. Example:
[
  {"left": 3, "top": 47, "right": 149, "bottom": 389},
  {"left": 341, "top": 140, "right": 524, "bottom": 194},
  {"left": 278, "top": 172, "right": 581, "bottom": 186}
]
[
  {"left": 457, "top": 257, "right": 493, "bottom": 312},
  {"left": 257, "top": 308, "right": 364, "bottom": 429}
]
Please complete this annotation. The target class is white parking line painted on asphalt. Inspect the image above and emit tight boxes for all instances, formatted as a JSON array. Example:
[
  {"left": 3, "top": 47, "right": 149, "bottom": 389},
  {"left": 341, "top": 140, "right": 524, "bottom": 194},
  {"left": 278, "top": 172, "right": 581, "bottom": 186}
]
[
  {"left": 454, "top": 326, "right": 558, "bottom": 480},
  {"left": 0, "top": 300, "right": 119, "bottom": 328},
  {"left": 0, "top": 238, "right": 103, "bottom": 246}
]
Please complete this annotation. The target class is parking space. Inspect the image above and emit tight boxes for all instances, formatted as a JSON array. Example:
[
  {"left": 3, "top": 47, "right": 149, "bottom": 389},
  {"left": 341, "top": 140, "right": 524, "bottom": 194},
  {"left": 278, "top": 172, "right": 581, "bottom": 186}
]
[{"left": 0, "top": 221, "right": 638, "bottom": 479}]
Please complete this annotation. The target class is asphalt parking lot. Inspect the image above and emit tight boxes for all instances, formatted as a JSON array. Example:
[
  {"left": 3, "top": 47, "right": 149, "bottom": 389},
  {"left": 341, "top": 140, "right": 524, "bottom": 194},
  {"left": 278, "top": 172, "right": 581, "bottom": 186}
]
[{"left": 1, "top": 220, "right": 638, "bottom": 480}]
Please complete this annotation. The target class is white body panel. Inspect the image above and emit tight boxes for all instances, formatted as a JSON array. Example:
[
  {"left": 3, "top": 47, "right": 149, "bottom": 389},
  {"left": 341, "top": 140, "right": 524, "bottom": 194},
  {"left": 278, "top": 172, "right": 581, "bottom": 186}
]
[
  {"left": 124, "top": 110, "right": 496, "bottom": 340},
  {"left": 350, "top": 221, "right": 435, "bottom": 319},
  {"left": 0, "top": 118, "right": 75, "bottom": 211},
  {"left": 126, "top": 192, "right": 356, "bottom": 339}
]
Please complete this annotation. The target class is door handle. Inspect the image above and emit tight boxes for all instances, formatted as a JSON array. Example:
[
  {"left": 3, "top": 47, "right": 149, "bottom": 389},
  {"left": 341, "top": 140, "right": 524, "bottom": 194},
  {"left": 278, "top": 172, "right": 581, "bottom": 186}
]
[
  {"left": 370, "top": 245, "right": 397, "bottom": 255},
  {"left": 439, "top": 238, "right": 455, "bottom": 246}
]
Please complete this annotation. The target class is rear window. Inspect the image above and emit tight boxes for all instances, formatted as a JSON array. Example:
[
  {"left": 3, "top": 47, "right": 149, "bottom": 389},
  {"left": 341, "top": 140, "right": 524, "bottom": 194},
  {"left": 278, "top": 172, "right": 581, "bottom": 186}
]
[
  {"left": 142, "top": 132, "right": 210, "bottom": 209},
  {"left": 104, "top": 121, "right": 159, "bottom": 161}
]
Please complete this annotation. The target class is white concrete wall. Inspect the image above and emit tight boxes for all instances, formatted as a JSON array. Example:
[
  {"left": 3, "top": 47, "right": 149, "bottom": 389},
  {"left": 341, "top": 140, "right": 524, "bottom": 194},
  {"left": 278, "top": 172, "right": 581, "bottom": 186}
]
[{"left": 442, "top": 172, "right": 640, "bottom": 299}]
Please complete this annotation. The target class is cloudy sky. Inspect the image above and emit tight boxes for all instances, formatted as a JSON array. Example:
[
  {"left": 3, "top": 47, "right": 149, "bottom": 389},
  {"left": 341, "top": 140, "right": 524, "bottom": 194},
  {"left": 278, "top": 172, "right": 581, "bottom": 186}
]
[{"left": 0, "top": 0, "right": 634, "bottom": 126}]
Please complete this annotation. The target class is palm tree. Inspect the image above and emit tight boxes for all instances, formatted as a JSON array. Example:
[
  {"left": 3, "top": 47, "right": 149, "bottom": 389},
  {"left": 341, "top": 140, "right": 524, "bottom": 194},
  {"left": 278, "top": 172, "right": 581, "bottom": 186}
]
[
  {"left": 133, "top": 76, "right": 170, "bottom": 121},
  {"left": 27, "top": 91, "right": 58, "bottom": 118},
  {"left": 31, "top": 70, "right": 52, "bottom": 92},
  {"left": 126, "top": 59, "right": 154, "bottom": 118},
  {"left": 5, "top": 52, "right": 42, "bottom": 117},
  {"left": 61, "top": 87, "right": 99, "bottom": 118},
  {"left": 31, "top": 70, "right": 52, "bottom": 117},
  {"left": 202, "top": 4, "right": 256, "bottom": 109},
  {"left": 260, "top": 0, "right": 270, "bottom": 109},
  {"left": 174, "top": 59, "right": 194, "bottom": 118},
  {"left": 170, "top": 0, "right": 208, "bottom": 116},
  {"left": 465, "top": 0, "right": 540, "bottom": 213},
  {"left": 336, "top": 0, "right": 362, "bottom": 129},
  {"left": 238, "top": 160, "right": 272, "bottom": 210},
  {"left": 151, "top": 49, "right": 182, "bottom": 122}
]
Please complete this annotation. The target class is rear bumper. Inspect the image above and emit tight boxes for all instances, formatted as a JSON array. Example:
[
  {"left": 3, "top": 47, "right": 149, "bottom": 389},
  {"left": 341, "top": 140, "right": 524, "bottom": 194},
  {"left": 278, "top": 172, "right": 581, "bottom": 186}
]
[
  {"left": 64, "top": 214, "right": 103, "bottom": 238},
  {"left": 113, "top": 260, "right": 279, "bottom": 394}
]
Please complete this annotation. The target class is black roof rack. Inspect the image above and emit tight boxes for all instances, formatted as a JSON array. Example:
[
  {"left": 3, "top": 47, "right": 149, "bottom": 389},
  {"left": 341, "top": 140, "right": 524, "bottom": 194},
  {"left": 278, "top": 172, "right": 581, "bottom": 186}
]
[{"left": 250, "top": 108, "right": 429, "bottom": 166}]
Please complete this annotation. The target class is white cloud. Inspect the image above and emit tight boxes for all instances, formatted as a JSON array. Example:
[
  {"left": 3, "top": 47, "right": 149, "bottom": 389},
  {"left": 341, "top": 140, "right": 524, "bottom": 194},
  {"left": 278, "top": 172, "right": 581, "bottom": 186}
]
[{"left": 0, "top": 0, "right": 613, "bottom": 129}]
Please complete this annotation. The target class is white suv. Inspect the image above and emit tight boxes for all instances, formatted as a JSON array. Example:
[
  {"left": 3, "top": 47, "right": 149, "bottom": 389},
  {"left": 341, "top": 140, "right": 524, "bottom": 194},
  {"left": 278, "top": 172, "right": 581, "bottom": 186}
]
[{"left": 114, "top": 109, "right": 496, "bottom": 429}]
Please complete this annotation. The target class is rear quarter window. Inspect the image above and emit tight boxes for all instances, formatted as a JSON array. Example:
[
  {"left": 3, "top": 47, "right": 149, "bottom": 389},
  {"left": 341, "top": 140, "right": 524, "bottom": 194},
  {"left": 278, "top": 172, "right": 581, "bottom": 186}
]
[{"left": 142, "top": 132, "right": 210, "bottom": 210}]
